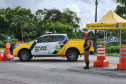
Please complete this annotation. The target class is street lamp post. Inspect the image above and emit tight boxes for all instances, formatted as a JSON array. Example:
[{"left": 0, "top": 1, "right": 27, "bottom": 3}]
[{"left": 94, "top": 0, "right": 100, "bottom": 53}]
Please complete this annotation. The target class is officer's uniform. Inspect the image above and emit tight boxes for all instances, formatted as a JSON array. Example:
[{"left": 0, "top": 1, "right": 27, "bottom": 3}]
[
  {"left": 84, "top": 39, "right": 90, "bottom": 62},
  {"left": 83, "top": 38, "right": 90, "bottom": 69}
]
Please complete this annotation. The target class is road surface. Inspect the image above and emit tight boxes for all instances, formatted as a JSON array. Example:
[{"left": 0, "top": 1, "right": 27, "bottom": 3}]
[{"left": 0, "top": 53, "right": 126, "bottom": 84}]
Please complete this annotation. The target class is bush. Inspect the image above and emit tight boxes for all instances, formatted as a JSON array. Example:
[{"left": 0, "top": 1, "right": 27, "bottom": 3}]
[
  {"left": 0, "top": 33, "right": 7, "bottom": 41},
  {"left": 0, "top": 38, "right": 19, "bottom": 48},
  {"left": 11, "top": 39, "right": 18, "bottom": 46},
  {"left": 105, "top": 46, "right": 120, "bottom": 53},
  {"left": 98, "top": 42, "right": 120, "bottom": 47},
  {"left": 0, "top": 41, "right": 6, "bottom": 48}
]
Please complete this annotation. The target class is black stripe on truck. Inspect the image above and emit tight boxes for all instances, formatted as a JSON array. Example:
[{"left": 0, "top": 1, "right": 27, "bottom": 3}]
[
  {"left": 52, "top": 39, "right": 69, "bottom": 54},
  {"left": 52, "top": 50, "right": 58, "bottom": 54},
  {"left": 29, "top": 41, "right": 36, "bottom": 51}
]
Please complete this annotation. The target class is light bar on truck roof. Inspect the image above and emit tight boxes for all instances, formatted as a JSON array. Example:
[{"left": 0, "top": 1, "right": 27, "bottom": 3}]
[{"left": 46, "top": 32, "right": 52, "bottom": 34}]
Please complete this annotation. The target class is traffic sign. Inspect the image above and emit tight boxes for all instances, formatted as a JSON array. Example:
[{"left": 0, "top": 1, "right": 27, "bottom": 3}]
[
  {"left": 7, "top": 36, "right": 11, "bottom": 42},
  {"left": 110, "top": 37, "right": 113, "bottom": 46},
  {"left": 110, "top": 42, "right": 113, "bottom": 46}
]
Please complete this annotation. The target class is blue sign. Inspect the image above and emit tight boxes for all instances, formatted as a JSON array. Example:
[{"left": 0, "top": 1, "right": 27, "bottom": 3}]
[
  {"left": 110, "top": 37, "right": 113, "bottom": 46},
  {"left": 7, "top": 36, "right": 11, "bottom": 42},
  {"left": 110, "top": 42, "right": 113, "bottom": 46}
]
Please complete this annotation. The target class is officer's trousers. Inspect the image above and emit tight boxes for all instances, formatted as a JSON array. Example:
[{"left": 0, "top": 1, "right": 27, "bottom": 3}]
[{"left": 84, "top": 51, "right": 90, "bottom": 62}]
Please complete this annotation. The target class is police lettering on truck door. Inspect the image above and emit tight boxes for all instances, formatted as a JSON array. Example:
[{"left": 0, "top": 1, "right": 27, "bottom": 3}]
[
  {"left": 35, "top": 46, "right": 47, "bottom": 52},
  {"left": 32, "top": 43, "right": 51, "bottom": 55}
]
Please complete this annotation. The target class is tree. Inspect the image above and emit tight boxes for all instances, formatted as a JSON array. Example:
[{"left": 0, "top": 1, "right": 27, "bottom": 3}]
[
  {"left": 76, "top": 29, "right": 84, "bottom": 39},
  {"left": 0, "top": 6, "right": 35, "bottom": 40},
  {"left": 82, "top": 28, "right": 88, "bottom": 33},
  {"left": 115, "top": 0, "right": 126, "bottom": 43},
  {"left": 35, "top": 8, "right": 81, "bottom": 32},
  {"left": 116, "top": 0, "right": 126, "bottom": 18},
  {"left": 0, "top": 15, "right": 8, "bottom": 34},
  {"left": 62, "top": 8, "right": 80, "bottom": 32},
  {"left": 10, "top": 15, "right": 36, "bottom": 41}
]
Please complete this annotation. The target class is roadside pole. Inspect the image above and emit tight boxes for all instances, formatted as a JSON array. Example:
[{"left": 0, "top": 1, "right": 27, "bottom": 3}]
[
  {"left": 110, "top": 37, "right": 113, "bottom": 54},
  {"left": 104, "top": 30, "right": 105, "bottom": 46},
  {"left": 110, "top": 46, "right": 111, "bottom": 53},
  {"left": 119, "top": 29, "right": 121, "bottom": 69},
  {"left": 94, "top": 0, "right": 98, "bottom": 53}
]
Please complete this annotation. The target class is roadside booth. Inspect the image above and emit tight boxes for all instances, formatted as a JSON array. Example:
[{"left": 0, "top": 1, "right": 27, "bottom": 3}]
[{"left": 86, "top": 10, "right": 126, "bottom": 70}]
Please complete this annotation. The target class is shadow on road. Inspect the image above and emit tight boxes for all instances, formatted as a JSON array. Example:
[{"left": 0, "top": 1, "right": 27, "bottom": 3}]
[{"left": 8, "top": 58, "right": 85, "bottom": 63}]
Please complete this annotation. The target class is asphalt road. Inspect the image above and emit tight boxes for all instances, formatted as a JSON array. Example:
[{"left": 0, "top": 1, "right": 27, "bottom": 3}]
[{"left": 0, "top": 54, "right": 126, "bottom": 84}]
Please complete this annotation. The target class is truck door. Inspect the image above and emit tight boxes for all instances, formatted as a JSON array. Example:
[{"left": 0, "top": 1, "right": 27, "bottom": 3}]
[
  {"left": 32, "top": 36, "right": 51, "bottom": 56},
  {"left": 50, "top": 35, "right": 65, "bottom": 55}
]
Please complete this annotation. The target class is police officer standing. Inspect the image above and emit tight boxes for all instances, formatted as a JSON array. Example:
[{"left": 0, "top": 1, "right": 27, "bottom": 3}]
[{"left": 83, "top": 34, "right": 90, "bottom": 69}]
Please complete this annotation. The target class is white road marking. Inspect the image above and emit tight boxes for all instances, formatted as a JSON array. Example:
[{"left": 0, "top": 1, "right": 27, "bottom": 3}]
[
  {"left": 16, "top": 61, "right": 117, "bottom": 70},
  {"left": 16, "top": 63, "right": 62, "bottom": 69},
  {"left": 16, "top": 63, "right": 83, "bottom": 70}
]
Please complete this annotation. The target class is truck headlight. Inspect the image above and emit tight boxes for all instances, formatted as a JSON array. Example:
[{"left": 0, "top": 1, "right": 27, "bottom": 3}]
[{"left": 14, "top": 44, "right": 20, "bottom": 49}]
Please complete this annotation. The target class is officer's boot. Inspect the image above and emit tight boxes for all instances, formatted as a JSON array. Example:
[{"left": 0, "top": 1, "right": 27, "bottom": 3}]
[
  {"left": 84, "top": 62, "right": 89, "bottom": 69},
  {"left": 83, "top": 62, "right": 87, "bottom": 68}
]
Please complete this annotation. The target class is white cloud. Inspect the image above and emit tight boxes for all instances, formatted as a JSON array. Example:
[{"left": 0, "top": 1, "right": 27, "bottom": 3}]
[
  {"left": 67, "top": 4, "right": 80, "bottom": 13},
  {"left": 0, "top": 0, "right": 118, "bottom": 29},
  {"left": 0, "top": 0, "right": 7, "bottom": 8}
]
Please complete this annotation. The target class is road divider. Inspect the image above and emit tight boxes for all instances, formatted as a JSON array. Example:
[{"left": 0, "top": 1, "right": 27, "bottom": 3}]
[
  {"left": 94, "top": 45, "right": 109, "bottom": 67},
  {"left": 117, "top": 45, "right": 126, "bottom": 70}
]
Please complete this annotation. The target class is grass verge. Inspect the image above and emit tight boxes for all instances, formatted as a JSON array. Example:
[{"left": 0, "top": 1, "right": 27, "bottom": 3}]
[{"left": 0, "top": 48, "right": 6, "bottom": 50}]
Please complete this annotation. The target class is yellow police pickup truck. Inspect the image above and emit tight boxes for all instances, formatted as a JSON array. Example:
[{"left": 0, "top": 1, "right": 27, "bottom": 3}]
[{"left": 13, "top": 33, "right": 94, "bottom": 62}]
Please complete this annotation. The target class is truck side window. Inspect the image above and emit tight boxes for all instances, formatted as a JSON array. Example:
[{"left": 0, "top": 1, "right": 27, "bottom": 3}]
[
  {"left": 38, "top": 36, "right": 50, "bottom": 43},
  {"left": 52, "top": 36, "right": 64, "bottom": 42}
]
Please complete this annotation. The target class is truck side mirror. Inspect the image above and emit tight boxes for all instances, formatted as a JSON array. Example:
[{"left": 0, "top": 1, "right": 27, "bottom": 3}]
[{"left": 34, "top": 40, "right": 38, "bottom": 43}]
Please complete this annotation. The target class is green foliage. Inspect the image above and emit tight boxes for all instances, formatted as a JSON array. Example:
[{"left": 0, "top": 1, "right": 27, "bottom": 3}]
[
  {"left": 115, "top": 0, "right": 126, "bottom": 43},
  {"left": 0, "top": 33, "right": 7, "bottom": 41},
  {"left": 98, "top": 42, "right": 120, "bottom": 46},
  {"left": 0, "top": 41, "right": 5, "bottom": 48},
  {"left": 105, "top": 46, "right": 120, "bottom": 53},
  {"left": 97, "top": 30, "right": 104, "bottom": 38},
  {"left": 76, "top": 29, "right": 84, "bottom": 39},
  {"left": 97, "top": 42, "right": 120, "bottom": 53},
  {"left": 35, "top": 8, "right": 80, "bottom": 32},
  {"left": 11, "top": 39, "right": 19, "bottom": 46},
  {"left": 0, "top": 15, "right": 8, "bottom": 33}
]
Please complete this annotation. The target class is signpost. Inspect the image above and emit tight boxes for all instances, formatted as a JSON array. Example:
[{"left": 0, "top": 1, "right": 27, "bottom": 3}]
[
  {"left": 7, "top": 36, "right": 11, "bottom": 42},
  {"left": 110, "top": 37, "right": 113, "bottom": 53}
]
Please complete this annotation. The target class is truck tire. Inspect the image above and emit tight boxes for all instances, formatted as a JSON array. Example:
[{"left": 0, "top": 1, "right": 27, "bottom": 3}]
[
  {"left": 66, "top": 49, "right": 79, "bottom": 61},
  {"left": 19, "top": 50, "right": 32, "bottom": 62}
]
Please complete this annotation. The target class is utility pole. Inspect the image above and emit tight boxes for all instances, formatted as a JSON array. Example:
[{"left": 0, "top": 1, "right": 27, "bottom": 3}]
[{"left": 94, "top": 0, "right": 99, "bottom": 53}]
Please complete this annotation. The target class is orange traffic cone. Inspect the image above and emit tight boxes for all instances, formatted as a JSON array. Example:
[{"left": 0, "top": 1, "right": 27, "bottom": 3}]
[
  {"left": 6, "top": 50, "right": 14, "bottom": 60},
  {"left": 0, "top": 49, "right": 2, "bottom": 61},
  {"left": 6, "top": 42, "right": 14, "bottom": 60},
  {"left": 117, "top": 45, "right": 126, "bottom": 70},
  {"left": 94, "top": 45, "right": 109, "bottom": 67},
  {"left": 1, "top": 42, "right": 14, "bottom": 61},
  {"left": 1, "top": 50, "right": 9, "bottom": 61}
]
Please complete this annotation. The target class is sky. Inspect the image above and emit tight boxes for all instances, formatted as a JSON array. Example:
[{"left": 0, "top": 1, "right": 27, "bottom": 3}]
[{"left": 0, "top": 0, "right": 118, "bottom": 29}]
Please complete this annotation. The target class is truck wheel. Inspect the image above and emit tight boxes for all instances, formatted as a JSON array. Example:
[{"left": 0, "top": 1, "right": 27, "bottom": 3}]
[
  {"left": 66, "top": 49, "right": 79, "bottom": 61},
  {"left": 19, "top": 50, "right": 32, "bottom": 62}
]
